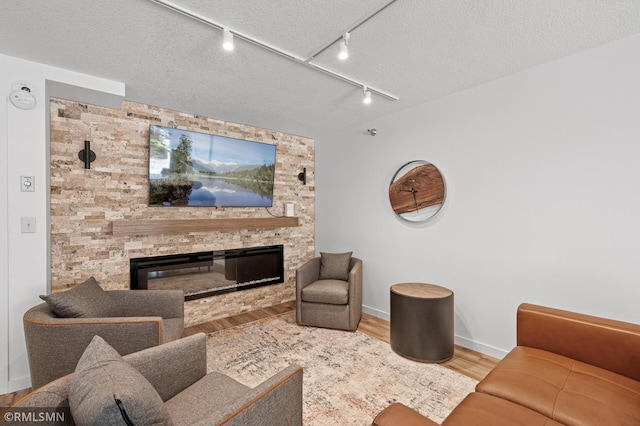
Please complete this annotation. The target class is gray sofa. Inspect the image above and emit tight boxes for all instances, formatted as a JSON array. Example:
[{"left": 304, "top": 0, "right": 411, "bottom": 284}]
[
  {"left": 6, "top": 333, "right": 303, "bottom": 426},
  {"left": 24, "top": 286, "right": 184, "bottom": 389}
]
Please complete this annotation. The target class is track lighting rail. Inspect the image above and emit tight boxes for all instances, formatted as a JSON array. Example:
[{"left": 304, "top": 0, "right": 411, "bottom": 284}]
[
  {"left": 148, "top": 0, "right": 399, "bottom": 101},
  {"left": 305, "top": 0, "right": 399, "bottom": 62}
]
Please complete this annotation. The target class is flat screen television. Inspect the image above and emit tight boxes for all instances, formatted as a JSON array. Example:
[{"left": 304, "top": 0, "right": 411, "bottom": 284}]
[{"left": 148, "top": 125, "right": 276, "bottom": 207}]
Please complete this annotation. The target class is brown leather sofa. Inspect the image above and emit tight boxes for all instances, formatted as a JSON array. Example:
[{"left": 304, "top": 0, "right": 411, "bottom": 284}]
[{"left": 372, "top": 303, "right": 640, "bottom": 426}]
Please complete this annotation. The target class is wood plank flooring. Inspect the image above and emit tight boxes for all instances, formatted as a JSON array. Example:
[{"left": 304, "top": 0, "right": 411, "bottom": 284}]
[
  {"left": 183, "top": 301, "right": 296, "bottom": 336},
  {"left": 0, "top": 388, "right": 30, "bottom": 410},
  {"left": 0, "top": 301, "right": 498, "bottom": 407}
]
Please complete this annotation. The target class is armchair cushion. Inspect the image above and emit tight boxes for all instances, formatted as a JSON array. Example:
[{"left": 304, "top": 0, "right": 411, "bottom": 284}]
[
  {"left": 301, "top": 280, "right": 349, "bottom": 305},
  {"left": 318, "top": 252, "right": 352, "bottom": 281},
  {"left": 39, "top": 277, "right": 110, "bottom": 318},
  {"left": 165, "top": 372, "right": 250, "bottom": 425},
  {"left": 70, "top": 335, "right": 173, "bottom": 426}
]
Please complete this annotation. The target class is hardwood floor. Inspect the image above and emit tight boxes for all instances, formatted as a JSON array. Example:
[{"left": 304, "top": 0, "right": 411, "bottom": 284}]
[
  {"left": 183, "top": 301, "right": 297, "bottom": 336},
  {"left": 0, "top": 301, "right": 498, "bottom": 407},
  {"left": 0, "top": 388, "right": 30, "bottom": 410}
]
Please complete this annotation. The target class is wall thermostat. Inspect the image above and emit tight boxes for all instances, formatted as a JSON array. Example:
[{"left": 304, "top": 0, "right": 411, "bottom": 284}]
[{"left": 9, "top": 81, "right": 37, "bottom": 110}]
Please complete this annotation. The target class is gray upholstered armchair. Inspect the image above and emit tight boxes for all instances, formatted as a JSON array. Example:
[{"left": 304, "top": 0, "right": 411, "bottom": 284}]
[
  {"left": 8, "top": 333, "right": 303, "bottom": 425},
  {"left": 296, "top": 253, "right": 363, "bottom": 331},
  {"left": 23, "top": 278, "right": 184, "bottom": 389}
]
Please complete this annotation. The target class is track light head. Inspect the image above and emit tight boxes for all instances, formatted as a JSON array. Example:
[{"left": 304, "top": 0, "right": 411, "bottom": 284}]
[
  {"left": 222, "top": 28, "right": 234, "bottom": 51},
  {"left": 338, "top": 41, "right": 348, "bottom": 60},
  {"left": 363, "top": 87, "right": 372, "bottom": 105},
  {"left": 338, "top": 32, "right": 350, "bottom": 60}
]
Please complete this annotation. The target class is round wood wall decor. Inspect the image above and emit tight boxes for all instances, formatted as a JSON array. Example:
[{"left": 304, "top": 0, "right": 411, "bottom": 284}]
[{"left": 389, "top": 160, "right": 446, "bottom": 222}]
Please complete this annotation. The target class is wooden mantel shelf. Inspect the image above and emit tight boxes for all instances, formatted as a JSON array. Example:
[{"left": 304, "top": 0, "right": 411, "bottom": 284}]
[{"left": 112, "top": 217, "right": 299, "bottom": 236}]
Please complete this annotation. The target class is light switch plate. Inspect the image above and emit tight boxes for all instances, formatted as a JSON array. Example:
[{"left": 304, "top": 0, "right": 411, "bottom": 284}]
[
  {"left": 21, "top": 217, "right": 36, "bottom": 233},
  {"left": 21, "top": 176, "right": 35, "bottom": 192}
]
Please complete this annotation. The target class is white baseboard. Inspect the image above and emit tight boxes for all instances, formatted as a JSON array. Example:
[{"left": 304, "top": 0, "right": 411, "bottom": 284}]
[
  {"left": 8, "top": 375, "right": 31, "bottom": 394},
  {"left": 453, "top": 335, "right": 508, "bottom": 360},
  {"left": 362, "top": 304, "right": 389, "bottom": 321},
  {"left": 361, "top": 305, "right": 508, "bottom": 360}
]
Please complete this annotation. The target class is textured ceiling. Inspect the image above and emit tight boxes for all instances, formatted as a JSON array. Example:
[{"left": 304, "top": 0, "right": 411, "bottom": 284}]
[{"left": 1, "top": 0, "right": 639, "bottom": 137}]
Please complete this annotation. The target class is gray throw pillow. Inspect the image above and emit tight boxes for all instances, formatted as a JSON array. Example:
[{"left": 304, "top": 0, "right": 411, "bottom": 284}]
[
  {"left": 318, "top": 252, "right": 353, "bottom": 281},
  {"left": 70, "top": 335, "right": 173, "bottom": 426},
  {"left": 39, "top": 277, "right": 109, "bottom": 318}
]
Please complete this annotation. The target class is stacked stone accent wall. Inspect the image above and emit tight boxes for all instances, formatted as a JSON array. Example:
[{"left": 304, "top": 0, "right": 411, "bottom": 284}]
[{"left": 49, "top": 99, "right": 314, "bottom": 326}]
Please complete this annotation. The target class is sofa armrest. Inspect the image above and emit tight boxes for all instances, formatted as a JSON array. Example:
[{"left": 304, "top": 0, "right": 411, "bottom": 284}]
[
  {"left": 296, "top": 258, "right": 321, "bottom": 290},
  {"left": 107, "top": 289, "right": 184, "bottom": 319},
  {"left": 348, "top": 258, "right": 363, "bottom": 329},
  {"left": 124, "top": 333, "right": 207, "bottom": 401},
  {"left": 296, "top": 258, "right": 321, "bottom": 321},
  {"left": 211, "top": 365, "right": 303, "bottom": 426},
  {"left": 517, "top": 303, "right": 640, "bottom": 381},
  {"left": 4, "top": 374, "right": 73, "bottom": 424},
  {"left": 24, "top": 310, "right": 164, "bottom": 389},
  {"left": 348, "top": 258, "right": 362, "bottom": 294}
]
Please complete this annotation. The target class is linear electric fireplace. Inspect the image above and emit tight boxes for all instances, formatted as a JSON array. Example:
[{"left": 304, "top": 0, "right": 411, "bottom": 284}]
[{"left": 130, "top": 245, "right": 284, "bottom": 301}]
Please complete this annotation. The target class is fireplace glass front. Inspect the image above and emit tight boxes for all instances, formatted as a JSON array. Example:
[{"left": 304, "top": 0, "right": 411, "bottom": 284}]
[{"left": 129, "top": 245, "right": 284, "bottom": 301}]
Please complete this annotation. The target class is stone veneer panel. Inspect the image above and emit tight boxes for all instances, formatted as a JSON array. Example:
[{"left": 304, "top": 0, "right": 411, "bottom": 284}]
[{"left": 50, "top": 99, "right": 314, "bottom": 326}]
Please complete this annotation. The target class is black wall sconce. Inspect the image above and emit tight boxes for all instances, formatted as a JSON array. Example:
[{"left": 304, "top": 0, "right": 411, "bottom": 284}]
[
  {"left": 78, "top": 140, "right": 96, "bottom": 169},
  {"left": 298, "top": 168, "right": 306, "bottom": 185}
]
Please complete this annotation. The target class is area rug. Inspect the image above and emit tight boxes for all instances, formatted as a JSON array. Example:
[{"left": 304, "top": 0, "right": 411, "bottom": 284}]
[{"left": 206, "top": 312, "right": 477, "bottom": 425}]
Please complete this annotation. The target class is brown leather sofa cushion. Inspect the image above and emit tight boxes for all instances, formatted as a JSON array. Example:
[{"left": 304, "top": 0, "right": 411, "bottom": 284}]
[
  {"left": 371, "top": 402, "right": 438, "bottom": 426},
  {"left": 476, "top": 346, "right": 640, "bottom": 426},
  {"left": 442, "top": 392, "right": 564, "bottom": 426}
]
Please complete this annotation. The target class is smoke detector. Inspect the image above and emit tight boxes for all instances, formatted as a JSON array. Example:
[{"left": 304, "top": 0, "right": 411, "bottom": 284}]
[{"left": 9, "top": 81, "right": 37, "bottom": 110}]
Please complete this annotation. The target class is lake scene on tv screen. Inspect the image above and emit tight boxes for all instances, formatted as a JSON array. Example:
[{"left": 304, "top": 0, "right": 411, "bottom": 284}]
[{"left": 149, "top": 125, "right": 276, "bottom": 207}]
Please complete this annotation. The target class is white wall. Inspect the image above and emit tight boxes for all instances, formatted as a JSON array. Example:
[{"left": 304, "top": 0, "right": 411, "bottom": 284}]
[
  {"left": 1, "top": 96, "right": 9, "bottom": 393},
  {"left": 0, "top": 54, "right": 124, "bottom": 393},
  {"left": 316, "top": 34, "right": 640, "bottom": 358}
]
